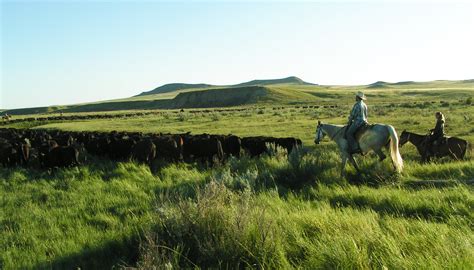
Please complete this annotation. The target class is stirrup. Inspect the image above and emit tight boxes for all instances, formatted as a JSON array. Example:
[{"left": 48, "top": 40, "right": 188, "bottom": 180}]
[{"left": 350, "top": 147, "right": 362, "bottom": 154}]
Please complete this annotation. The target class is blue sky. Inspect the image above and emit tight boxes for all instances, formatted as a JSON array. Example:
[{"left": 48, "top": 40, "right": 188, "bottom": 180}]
[{"left": 1, "top": 1, "right": 473, "bottom": 109}]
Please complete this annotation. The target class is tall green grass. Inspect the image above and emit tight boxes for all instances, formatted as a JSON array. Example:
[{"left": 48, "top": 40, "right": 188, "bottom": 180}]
[
  {"left": 1, "top": 146, "right": 473, "bottom": 269},
  {"left": 138, "top": 182, "right": 473, "bottom": 269}
]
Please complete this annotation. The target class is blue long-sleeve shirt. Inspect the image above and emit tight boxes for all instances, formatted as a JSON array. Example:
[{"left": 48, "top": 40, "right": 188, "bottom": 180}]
[{"left": 348, "top": 100, "right": 368, "bottom": 124}]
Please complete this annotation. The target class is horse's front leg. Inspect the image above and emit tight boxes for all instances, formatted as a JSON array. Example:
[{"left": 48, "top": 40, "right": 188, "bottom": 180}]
[
  {"left": 421, "top": 152, "right": 430, "bottom": 163},
  {"left": 340, "top": 155, "right": 348, "bottom": 178},
  {"left": 349, "top": 155, "right": 360, "bottom": 172}
]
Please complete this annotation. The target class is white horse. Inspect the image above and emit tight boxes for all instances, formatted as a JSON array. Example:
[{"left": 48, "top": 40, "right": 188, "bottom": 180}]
[{"left": 314, "top": 121, "right": 403, "bottom": 177}]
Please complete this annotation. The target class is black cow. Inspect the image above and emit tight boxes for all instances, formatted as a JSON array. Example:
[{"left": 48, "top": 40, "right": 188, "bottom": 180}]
[
  {"left": 241, "top": 136, "right": 300, "bottom": 157},
  {"left": 0, "top": 140, "right": 17, "bottom": 167},
  {"left": 212, "top": 135, "right": 241, "bottom": 158},
  {"left": 241, "top": 137, "right": 270, "bottom": 157},
  {"left": 85, "top": 134, "right": 110, "bottom": 157},
  {"left": 273, "top": 137, "right": 300, "bottom": 154},
  {"left": 183, "top": 135, "right": 224, "bottom": 164},
  {"left": 152, "top": 135, "right": 182, "bottom": 161},
  {"left": 40, "top": 145, "right": 80, "bottom": 168},
  {"left": 131, "top": 139, "right": 156, "bottom": 164},
  {"left": 53, "top": 133, "right": 75, "bottom": 146},
  {"left": 0, "top": 138, "right": 30, "bottom": 167},
  {"left": 108, "top": 136, "right": 136, "bottom": 160}
]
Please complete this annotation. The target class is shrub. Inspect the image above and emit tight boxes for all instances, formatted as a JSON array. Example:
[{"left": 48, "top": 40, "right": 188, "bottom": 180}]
[
  {"left": 138, "top": 182, "right": 289, "bottom": 269},
  {"left": 210, "top": 113, "right": 220, "bottom": 121},
  {"left": 177, "top": 113, "right": 187, "bottom": 122}
]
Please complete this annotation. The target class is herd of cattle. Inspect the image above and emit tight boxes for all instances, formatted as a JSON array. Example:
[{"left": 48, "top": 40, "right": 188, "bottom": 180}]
[{"left": 0, "top": 128, "right": 302, "bottom": 169}]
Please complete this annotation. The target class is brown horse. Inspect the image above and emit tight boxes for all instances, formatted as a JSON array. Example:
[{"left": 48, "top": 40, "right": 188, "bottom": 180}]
[{"left": 399, "top": 130, "right": 468, "bottom": 162}]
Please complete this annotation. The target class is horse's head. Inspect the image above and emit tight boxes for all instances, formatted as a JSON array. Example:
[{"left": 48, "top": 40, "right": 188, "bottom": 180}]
[
  {"left": 399, "top": 130, "right": 409, "bottom": 147},
  {"left": 314, "top": 121, "right": 325, "bottom": 144}
]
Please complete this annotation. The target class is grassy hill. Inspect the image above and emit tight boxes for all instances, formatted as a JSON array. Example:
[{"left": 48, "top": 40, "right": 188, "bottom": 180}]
[
  {"left": 136, "top": 76, "right": 315, "bottom": 97},
  {"left": 235, "top": 75, "right": 316, "bottom": 87},
  {"left": 136, "top": 83, "right": 213, "bottom": 96},
  {"left": 4, "top": 78, "right": 473, "bottom": 115}
]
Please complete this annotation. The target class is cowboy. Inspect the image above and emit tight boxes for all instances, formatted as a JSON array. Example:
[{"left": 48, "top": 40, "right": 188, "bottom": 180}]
[
  {"left": 346, "top": 91, "right": 368, "bottom": 153},
  {"left": 425, "top": 111, "right": 445, "bottom": 156}
]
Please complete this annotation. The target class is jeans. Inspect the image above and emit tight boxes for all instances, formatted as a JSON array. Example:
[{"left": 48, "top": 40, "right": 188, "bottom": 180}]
[{"left": 347, "top": 121, "right": 364, "bottom": 150}]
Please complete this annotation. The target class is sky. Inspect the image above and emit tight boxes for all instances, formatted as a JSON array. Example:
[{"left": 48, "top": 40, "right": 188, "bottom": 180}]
[{"left": 1, "top": 1, "right": 474, "bottom": 109}]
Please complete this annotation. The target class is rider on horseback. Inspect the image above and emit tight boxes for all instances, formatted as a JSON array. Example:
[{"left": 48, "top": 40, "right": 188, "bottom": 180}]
[
  {"left": 346, "top": 92, "right": 368, "bottom": 153},
  {"left": 425, "top": 111, "right": 445, "bottom": 156}
]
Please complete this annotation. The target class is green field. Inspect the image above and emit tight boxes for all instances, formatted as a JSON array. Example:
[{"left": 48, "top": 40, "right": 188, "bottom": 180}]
[{"left": 1, "top": 82, "right": 473, "bottom": 269}]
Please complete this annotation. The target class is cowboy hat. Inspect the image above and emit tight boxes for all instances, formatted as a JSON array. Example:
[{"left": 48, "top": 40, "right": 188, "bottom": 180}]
[{"left": 356, "top": 91, "right": 366, "bottom": 100}]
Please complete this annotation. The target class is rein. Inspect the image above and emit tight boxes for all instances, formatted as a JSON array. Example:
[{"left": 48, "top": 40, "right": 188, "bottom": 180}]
[
  {"left": 322, "top": 124, "right": 345, "bottom": 141},
  {"left": 329, "top": 127, "right": 344, "bottom": 141}
]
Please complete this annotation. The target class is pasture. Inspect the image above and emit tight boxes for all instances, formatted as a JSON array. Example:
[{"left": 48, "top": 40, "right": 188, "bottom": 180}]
[{"left": 1, "top": 87, "right": 473, "bottom": 269}]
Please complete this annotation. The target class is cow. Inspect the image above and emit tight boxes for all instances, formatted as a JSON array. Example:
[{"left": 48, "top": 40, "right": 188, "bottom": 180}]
[
  {"left": 152, "top": 135, "right": 183, "bottom": 162},
  {"left": 108, "top": 136, "right": 136, "bottom": 160},
  {"left": 40, "top": 144, "right": 80, "bottom": 168},
  {"left": 273, "top": 137, "right": 300, "bottom": 154},
  {"left": 241, "top": 136, "right": 299, "bottom": 157},
  {"left": 85, "top": 134, "right": 110, "bottom": 157},
  {"left": 131, "top": 139, "right": 156, "bottom": 164},
  {"left": 53, "top": 133, "right": 75, "bottom": 146},
  {"left": 0, "top": 140, "right": 17, "bottom": 167},
  {"left": 182, "top": 135, "right": 224, "bottom": 164},
  {"left": 211, "top": 135, "right": 241, "bottom": 158},
  {"left": 241, "top": 136, "right": 271, "bottom": 157},
  {"left": 0, "top": 138, "right": 30, "bottom": 167}
]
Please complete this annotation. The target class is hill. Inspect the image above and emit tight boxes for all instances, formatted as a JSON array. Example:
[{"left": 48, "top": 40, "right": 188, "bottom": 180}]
[
  {"left": 235, "top": 76, "right": 316, "bottom": 87},
  {"left": 366, "top": 81, "right": 391, "bottom": 89},
  {"left": 136, "top": 83, "right": 213, "bottom": 96},
  {"left": 137, "top": 76, "right": 315, "bottom": 97},
  {"left": 171, "top": 86, "right": 268, "bottom": 108},
  {"left": 4, "top": 79, "right": 473, "bottom": 115}
]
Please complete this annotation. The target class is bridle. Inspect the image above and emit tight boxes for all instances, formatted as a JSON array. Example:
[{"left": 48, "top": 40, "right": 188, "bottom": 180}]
[
  {"left": 400, "top": 132, "right": 410, "bottom": 146},
  {"left": 316, "top": 123, "right": 344, "bottom": 142}
]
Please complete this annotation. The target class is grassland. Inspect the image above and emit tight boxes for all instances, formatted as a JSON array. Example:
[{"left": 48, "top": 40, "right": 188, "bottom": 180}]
[
  {"left": 4, "top": 79, "right": 473, "bottom": 115},
  {"left": 1, "top": 85, "right": 473, "bottom": 269}
]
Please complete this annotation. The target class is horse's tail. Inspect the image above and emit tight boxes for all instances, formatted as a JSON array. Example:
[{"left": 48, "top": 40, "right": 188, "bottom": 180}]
[{"left": 387, "top": 125, "right": 403, "bottom": 173}]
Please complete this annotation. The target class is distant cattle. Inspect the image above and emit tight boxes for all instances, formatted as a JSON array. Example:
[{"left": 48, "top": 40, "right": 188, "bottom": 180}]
[{"left": 0, "top": 127, "right": 303, "bottom": 170}]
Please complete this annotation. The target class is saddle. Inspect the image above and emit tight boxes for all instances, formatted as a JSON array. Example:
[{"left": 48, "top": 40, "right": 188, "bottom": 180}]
[
  {"left": 433, "top": 136, "right": 448, "bottom": 146},
  {"left": 344, "top": 123, "right": 373, "bottom": 141}
]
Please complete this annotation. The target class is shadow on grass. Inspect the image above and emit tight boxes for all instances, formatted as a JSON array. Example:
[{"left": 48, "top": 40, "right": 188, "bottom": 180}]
[
  {"left": 325, "top": 194, "right": 470, "bottom": 223},
  {"left": 402, "top": 179, "right": 474, "bottom": 190},
  {"left": 33, "top": 234, "right": 141, "bottom": 269}
]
